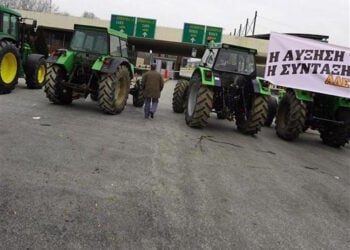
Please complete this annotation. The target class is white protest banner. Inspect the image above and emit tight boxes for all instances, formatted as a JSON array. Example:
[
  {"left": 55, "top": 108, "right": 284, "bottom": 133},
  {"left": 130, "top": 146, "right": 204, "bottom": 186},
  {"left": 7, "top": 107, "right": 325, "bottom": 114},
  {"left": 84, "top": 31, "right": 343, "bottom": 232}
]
[{"left": 264, "top": 32, "right": 350, "bottom": 98}]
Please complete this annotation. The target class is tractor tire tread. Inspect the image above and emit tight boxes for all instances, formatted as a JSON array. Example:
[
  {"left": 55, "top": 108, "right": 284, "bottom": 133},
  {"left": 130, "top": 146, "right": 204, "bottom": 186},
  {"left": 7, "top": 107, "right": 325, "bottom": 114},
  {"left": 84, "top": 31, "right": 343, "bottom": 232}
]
[
  {"left": 186, "top": 87, "right": 213, "bottom": 128},
  {"left": 236, "top": 95, "right": 269, "bottom": 135},
  {"left": 172, "top": 79, "right": 189, "bottom": 113},
  {"left": 0, "top": 40, "right": 20, "bottom": 94},
  {"left": 275, "top": 91, "right": 306, "bottom": 140},
  {"left": 98, "top": 66, "right": 130, "bottom": 114}
]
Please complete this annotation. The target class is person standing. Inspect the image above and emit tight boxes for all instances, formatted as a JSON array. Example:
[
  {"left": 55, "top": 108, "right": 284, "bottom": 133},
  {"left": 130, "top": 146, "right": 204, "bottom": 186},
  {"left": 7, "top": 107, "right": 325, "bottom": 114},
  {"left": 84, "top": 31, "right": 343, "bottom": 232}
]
[{"left": 142, "top": 64, "right": 164, "bottom": 118}]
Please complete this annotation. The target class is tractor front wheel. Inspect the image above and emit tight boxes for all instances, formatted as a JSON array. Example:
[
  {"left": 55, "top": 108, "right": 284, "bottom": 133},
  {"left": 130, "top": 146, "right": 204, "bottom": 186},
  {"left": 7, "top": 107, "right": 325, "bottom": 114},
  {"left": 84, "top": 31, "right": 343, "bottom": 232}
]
[
  {"left": 25, "top": 55, "right": 47, "bottom": 89},
  {"left": 264, "top": 96, "right": 278, "bottom": 126},
  {"left": 319, "top": 108, "right": 350, "bottom": 147},
  {"left": 0, "top": 41, "right": 20, "bottom": 94},
  {"left": 275, "top": 90, "right": 306, "bottom": 140},
  {"left": 98, "top": 65, "right": 130, "bottom": 114},
  {"left": 172, "top": 79, "right": 189, "bottom": 113},
  {"left": 236, "top": 95, "right": 269, "bottom": 135},
  {"left": 44, "top": 64, "right": 72, "bottom": 104},
  {"left": 132, "top": 79, "right": 144, "bottom": 107},
  {"left": 185, "top": 74, "right": 213, "bottom": 128}
]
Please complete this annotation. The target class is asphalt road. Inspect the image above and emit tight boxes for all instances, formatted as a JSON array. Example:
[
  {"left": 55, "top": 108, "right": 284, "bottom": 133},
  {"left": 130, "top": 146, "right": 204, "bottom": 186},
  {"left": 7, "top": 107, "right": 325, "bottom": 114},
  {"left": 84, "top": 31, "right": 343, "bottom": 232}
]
[{"left": 0, "top": 80, "right": 349, "bottom": 250}]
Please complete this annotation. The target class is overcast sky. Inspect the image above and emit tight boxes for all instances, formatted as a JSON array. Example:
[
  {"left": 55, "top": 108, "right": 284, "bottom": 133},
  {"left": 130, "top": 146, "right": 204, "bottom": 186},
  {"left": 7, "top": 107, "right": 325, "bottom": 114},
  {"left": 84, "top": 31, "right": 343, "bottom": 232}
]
[{"left": 53, "top": 0, "right": 349, "bottom": 47}]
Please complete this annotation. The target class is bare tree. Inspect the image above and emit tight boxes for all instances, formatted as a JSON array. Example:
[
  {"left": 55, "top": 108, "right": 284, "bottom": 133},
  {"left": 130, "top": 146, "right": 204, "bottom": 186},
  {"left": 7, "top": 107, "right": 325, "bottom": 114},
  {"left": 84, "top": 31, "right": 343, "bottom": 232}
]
[
  {"left": 82, "top": 11, "right": 98, "bottom": 19},
  {"left": 1, "top": 0, "right": 59, "bottom": 13}
]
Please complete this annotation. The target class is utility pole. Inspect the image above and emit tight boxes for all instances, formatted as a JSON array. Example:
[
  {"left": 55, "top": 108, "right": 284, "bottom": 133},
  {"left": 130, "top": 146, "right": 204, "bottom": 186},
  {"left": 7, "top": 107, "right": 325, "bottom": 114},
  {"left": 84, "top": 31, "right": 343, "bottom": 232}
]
[
  {"left": 244, "top": 18, "right": 249, "bottom": 36},
  {"left": 252, "top": 11, "right": 257, "bottom": 36},
  {"left": 238, "top": 24, "right": 242, "bottom": 36}
]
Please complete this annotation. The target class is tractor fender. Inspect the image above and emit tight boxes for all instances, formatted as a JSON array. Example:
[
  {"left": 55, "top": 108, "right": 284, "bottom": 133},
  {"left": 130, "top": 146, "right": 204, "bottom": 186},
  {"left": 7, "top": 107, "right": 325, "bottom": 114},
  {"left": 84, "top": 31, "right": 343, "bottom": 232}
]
[
  {"left": 194, "top": 67, "right": 215, "bottom": 86},
  {"left": 253, "top": 77, "right": 272, "bottom": 95},
  {"left": 99, "top": 57, "right": 134, "bottom": 79},
  {"left": 337, "top": 98, "right": 350, "bottom": 108},
  {"left": 292, "top": 89, "right": 349, "bottom": 106},
  {"left": 24, "top": 53, "right": 45, "bottom": 73},
  {"left": 47, "top": 50, "right": 75, "bottom": 73},
  {"left": 0, "top": 36, "right": 16, "bottom": 44},
  {"left": 294, "top": 89, "right": 313, "bottom": 102}
]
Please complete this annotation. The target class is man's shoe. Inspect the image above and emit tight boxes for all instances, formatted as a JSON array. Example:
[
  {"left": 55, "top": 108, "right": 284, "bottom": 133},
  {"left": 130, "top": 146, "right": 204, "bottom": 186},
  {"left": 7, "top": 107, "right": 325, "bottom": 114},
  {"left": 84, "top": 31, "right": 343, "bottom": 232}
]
[{"left": 149, "top": 111, "right": 154, "bottom": 118}]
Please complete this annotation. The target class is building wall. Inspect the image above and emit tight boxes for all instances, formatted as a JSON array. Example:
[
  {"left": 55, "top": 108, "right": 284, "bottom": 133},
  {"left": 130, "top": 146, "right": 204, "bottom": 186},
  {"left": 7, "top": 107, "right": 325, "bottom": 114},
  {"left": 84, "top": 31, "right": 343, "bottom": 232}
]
[{"left": 17, "top": 9, "right": 269, "bottom": 58}]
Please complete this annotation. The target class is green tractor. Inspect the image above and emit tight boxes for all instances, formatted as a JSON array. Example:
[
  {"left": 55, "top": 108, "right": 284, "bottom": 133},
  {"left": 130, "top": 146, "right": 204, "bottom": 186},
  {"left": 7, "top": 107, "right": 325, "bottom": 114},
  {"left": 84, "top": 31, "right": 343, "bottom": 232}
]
[
  {"left": 275, "top": 89, "right": 350, "bottom": 147},
  {"left": 45, "top": 24, "right": 134, "bottom": 114},
  {"left": 0, "top": 5, "right": 46, "bottom": 94},
  {"left": 172, "top": 42, "right": 271, "bottom": 135}
]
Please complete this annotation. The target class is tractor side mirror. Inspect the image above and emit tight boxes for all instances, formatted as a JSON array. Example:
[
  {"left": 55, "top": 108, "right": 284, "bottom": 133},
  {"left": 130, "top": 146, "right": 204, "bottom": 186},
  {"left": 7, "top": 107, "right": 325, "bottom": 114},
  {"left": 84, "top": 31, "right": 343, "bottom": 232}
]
[
  {"left": 32, "top": 20, "right": 38, "bottom": 33},
  {"left": 191, "top": 47, "right": 197, "bottom": 58}
]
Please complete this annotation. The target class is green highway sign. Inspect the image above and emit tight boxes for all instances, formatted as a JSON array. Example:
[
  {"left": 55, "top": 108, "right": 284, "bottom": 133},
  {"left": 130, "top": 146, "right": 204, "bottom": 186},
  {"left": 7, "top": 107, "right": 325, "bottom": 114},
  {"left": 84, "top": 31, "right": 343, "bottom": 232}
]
[
  {"left": 135, "top": 17, "right": 156, "bottom": 39},
  {"left": 182, "top": 23, "right": 205, "bottom": 44},
  {"left": 205, "top": 26, "right": 223, "bottom": 43},
  {"left": 110, "top": 14, "right": 136, "bottom": 36}
]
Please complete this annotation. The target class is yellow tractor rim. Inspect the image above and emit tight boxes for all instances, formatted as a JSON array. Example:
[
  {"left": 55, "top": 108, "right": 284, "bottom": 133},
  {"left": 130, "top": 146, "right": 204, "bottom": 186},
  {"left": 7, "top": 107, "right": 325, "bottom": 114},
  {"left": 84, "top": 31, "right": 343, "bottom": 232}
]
[
  {"left": 37, "top": 64, "right": 46, "bottom": 85},
  {"left": 1, "top": 52, "right": 17, "bottom": 84}
]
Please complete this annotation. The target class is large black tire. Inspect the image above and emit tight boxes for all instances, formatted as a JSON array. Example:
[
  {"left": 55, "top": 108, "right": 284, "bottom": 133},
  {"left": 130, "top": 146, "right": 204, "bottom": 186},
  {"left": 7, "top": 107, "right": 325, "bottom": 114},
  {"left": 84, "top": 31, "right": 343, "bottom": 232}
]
[
  {"left": 236, "top": 95, "right": 269, "bottom": 135},
  {"left": 44, "top": 64, "right": 72, "bottom": 104},
  {"left": 98, "top": 65, "right": 130, "bottom": 114},
  {"left": 185, "top": 74, "right": 213, "bottom": 128},
  {"left": 132, "top": 79, "right": 144, "bottom": 107},
  {"left": 275, "top": 90, "right": 306, "bottom": 141},
  {"left": 319, "top": 108, "right": 350, "bottom": 147},
  {"left": 172, "top": 79, "right": 189, "bottom": 113},
  {"left": 0, "top": 41, "right": 20, "bottom": 94},
  {"left": 264, "top": 96, "right": 278, "bottom": 126},
  {"left": 25, "top": 54, "right": 47, "bottom": 89}
]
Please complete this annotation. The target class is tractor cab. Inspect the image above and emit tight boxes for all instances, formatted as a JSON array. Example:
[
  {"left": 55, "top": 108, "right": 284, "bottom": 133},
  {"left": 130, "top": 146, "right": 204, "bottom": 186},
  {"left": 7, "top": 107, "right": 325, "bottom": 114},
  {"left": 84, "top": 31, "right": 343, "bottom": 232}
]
[
  {"left": 69, "top": 24, "right": 128, "bottom": 57},
  {"left": 0, "top": 5, "right": 20, "bottom": 41},
  {"left": 201, "top": 43, "right": 257, "bottom": 78}
]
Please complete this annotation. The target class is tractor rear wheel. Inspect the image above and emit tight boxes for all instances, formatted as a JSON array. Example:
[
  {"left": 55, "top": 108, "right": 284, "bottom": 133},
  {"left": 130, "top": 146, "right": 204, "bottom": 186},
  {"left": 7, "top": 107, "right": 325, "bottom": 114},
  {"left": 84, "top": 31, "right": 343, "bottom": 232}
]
[
  {"left": 236, "top": 95, "right": 269, "bottom": 135},
  {"left": 320, "top": 108, "right": 350, "bottom": 147},
  {"left": 25, "top": 55, "right": 46, "bottom": 89},
  {"left": 172, "top": 79, "right": 189, "bottom": 113},
  {"left": 275, "top": 90, "right": 306, "bottom": 140},
  {"left": 98, "top": 65, "right": 130, "bottom": 114},
  {"left": 132, "top": 79, "right": 144, "bottom": 107},
  {"left": 185, "top": 74, "right": 213, "bottom": 128},
  {"left": 264, "top": 96, "right": 278, "bottom": 126},
  {"left": 0, "top": 41, "right": 20, "bottom": 94},
  {"left": 44, "top": 64, "right": 72, "bottom": 104}
]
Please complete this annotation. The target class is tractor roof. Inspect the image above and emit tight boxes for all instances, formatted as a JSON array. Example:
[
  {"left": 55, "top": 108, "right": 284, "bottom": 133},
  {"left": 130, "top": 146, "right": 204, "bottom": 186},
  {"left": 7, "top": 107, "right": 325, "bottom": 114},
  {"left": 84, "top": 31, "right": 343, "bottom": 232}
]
[
  {"left": 108, "top": 28, "right": 128, "bottom": 39},
  {"left": 74, "top": 24, "right": 108, "bottom": 33},
  {"left": 208, "top": 42, "right": 257, "bottom": 55},
  {"left": 73, "top": 24, "right": 127, "bottom": 39},
  {"left": 0, "top": 5, "right": 21, "bottom": 17}
]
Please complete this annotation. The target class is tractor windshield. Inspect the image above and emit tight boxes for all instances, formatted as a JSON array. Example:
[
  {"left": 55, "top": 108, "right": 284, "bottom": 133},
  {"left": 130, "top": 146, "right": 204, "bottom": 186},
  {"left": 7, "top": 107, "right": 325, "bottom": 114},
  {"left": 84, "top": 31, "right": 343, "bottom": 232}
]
[
  {"left": 1, "top": 12, "right": 19, "bottom": 39},
  {"left": 213, "top": 48, "right": 255, "bottom": 75},
  {"left": 70, "top": 29, "right": 108, "bottom": 54}
]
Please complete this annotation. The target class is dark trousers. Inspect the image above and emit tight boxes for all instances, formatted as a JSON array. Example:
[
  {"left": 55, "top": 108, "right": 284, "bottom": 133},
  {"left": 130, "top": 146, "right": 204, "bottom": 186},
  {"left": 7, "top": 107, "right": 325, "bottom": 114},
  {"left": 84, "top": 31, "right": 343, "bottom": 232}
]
[{"left": 144, "top": 97, "right": 159, "bottom": 117}]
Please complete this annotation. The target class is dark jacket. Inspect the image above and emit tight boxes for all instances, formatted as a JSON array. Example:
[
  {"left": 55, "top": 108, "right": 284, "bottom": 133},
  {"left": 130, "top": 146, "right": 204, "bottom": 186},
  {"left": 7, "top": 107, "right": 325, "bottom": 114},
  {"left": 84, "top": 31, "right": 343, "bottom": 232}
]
[{"left": 142, "top": 70, "right": 164, "bottom": 98}]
